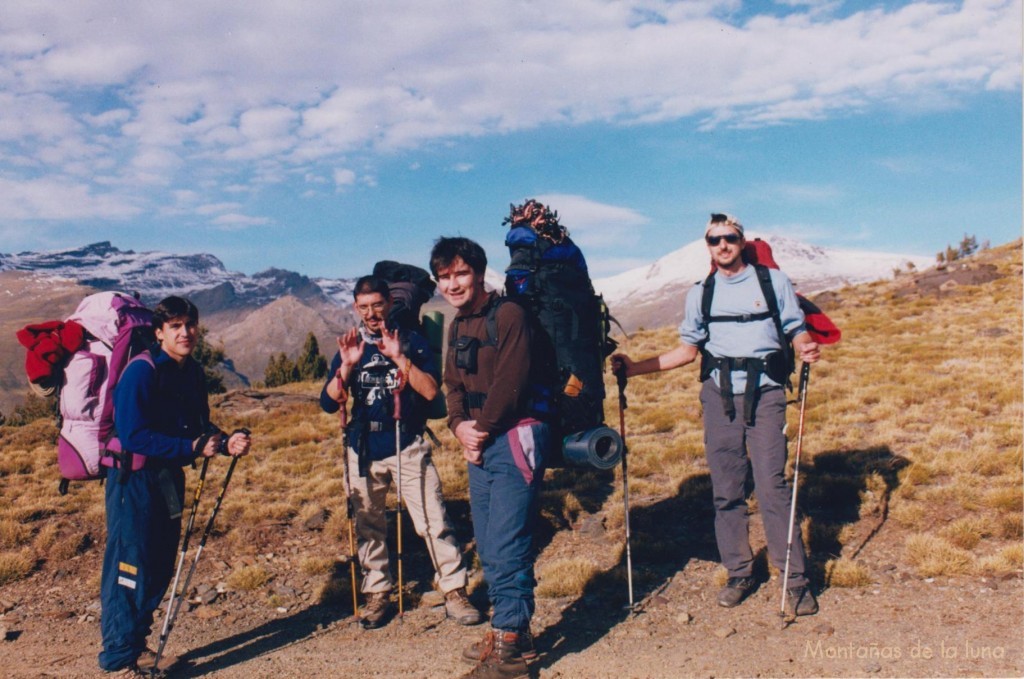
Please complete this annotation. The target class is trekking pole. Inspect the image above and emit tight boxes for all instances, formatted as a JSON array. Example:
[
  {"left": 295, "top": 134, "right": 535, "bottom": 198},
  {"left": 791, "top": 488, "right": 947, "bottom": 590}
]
[
  {"left": 154, "top": 455, "right": 209, "bottom": 671},
  {"left": 151, "top": 430, "right": 247, "bottom": 676},
  {"left": 338, "top": 382, "right": 360, "bottom": 621},
  {"left": 780, "top": 364, "right": 810, "bottom": 629},
  {"left": 614, "top": 364, "right": 636, "bottom": 611},
  {"left": 393, "top": 374, "right": 405, "bottom": 621}
]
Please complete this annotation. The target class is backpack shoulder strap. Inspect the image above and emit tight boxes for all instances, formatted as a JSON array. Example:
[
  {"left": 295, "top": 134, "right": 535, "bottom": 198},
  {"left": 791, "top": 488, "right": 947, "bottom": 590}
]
[
  {"left": 700, "top": 272, "right": 716, "bottom": 322},
  {"left": 753, "top": 264, "right": 793, "bottom": 363},
  {"left": 483, "top": 297, "right": 513, "bottom": 347}
]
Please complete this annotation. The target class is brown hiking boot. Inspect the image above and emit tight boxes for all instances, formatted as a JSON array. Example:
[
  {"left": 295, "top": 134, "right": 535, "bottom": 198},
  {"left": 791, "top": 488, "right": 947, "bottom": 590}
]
[
  {"left": 360, "top": 591, "right": 394, "bottom": 629},
  {"left": 462, "top": 627, "right": 536, "bottom": 664},
  {"left": 104, "top": 664, "right": 156, "bottom": 678},
  {"left": 461, "top": 629, "right": 530, "bottom": 678},
  {"left": 445, "top": 587, "right": 483, "bottom": 626},
  {"left": 136, "top": 648, "right": 179, "bottom": 673}
]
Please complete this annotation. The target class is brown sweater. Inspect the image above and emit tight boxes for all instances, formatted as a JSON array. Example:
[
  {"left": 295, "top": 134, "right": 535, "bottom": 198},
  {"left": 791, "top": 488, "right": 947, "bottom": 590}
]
[{"left": 444, "top": 292, "right": 532, "bottom": 436}]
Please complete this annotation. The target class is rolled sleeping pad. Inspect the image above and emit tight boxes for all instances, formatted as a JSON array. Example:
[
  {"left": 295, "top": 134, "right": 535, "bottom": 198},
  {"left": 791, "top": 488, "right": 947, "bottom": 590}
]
[
  {"left": 422, "top": 310, "right": 447, "bottom": 420},
  {"left": 561, "top": 426, "right": 623, "bottom": 470}
]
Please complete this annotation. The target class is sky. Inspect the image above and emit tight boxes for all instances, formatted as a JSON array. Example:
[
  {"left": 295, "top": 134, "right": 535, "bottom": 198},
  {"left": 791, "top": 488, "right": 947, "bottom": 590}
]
[{"left": 0, "top": 0, "right": 1019, "bottom": 280}]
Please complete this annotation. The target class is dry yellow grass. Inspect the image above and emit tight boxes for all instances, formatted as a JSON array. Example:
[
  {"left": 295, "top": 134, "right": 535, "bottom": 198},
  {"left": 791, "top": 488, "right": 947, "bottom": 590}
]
[
  {"left": 905, "top": 534, "right": 974, "bottom": 577},
  {"left": 299, "top": 555, "right": 336, "bottom": 576},
  {"left": 227, "top": 565, "right": 272, "bottom": 591},
  {"left": 825, "top": 557, "right": 872, "bottom": 588},
  {"left": 536, "top": 557, "right": 600, "bottom": 598},
  {"left": 0, "top": 549, "right": 34, "bottom": 586}
]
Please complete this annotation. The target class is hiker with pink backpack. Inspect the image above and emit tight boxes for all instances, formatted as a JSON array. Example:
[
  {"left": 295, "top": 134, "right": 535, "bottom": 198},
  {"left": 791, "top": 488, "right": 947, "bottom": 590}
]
[{"left": 96, "top": 296, "right": 251, "bottom": 676}]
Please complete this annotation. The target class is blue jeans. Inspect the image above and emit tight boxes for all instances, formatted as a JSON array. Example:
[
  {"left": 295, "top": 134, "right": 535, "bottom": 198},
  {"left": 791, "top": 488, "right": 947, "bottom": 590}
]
[
  {"left": 99, "top": 466, "right": 183, "bottom": 671},
  {"left": 467, "top": 422, "right": 548, "bottom": 632}
]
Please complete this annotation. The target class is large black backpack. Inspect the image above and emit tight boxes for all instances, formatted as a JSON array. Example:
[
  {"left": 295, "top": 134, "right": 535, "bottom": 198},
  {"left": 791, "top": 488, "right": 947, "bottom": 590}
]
[
  {"left": 371, "top": 260, "right": 446, "bottom": 419},
  {"left": 371, "top": 260, "right": 436, "bottom": 334},
  {"left": 501, "top": 201, "right": 618, "bottom": 445}
]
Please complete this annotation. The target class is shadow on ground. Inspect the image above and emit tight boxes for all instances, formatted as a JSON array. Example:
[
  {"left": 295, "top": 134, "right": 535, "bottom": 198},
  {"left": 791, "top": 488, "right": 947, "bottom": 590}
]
[
  {"left": 533, "top": 444, "right": 909, "bottom": 672},
  {"left": 180, "top": 446, "right": 908, "bottom": 675}
]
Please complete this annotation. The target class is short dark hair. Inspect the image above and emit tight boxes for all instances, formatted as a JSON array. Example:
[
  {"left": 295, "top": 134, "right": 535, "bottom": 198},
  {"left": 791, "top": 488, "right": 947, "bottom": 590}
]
[
  {"left": 152, "top": 296, "right": 199, "bottom": 329},
  {"left": 429, "top": 237, "right": 487, "bottom": 276},
  {"left": 353, "top": 275, "right": 391, "bottom": 300}
]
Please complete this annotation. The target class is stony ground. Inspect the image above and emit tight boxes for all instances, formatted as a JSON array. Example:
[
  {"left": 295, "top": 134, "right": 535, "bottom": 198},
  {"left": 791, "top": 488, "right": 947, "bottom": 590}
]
[{"left": 0, "top": 494, "right": 1021, "bottom": 679}]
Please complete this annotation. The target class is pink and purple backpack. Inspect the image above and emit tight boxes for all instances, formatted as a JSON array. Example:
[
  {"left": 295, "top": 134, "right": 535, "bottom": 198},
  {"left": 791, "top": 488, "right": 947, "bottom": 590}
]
[{"left": 56, "top": 292, "right": 154, "bottom": 493}]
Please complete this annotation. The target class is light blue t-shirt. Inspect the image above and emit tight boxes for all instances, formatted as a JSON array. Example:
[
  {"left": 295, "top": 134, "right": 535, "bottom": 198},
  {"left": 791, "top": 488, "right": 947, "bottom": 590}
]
[{"left": 679, "top": 265, "right": 806, "bottom": 392}]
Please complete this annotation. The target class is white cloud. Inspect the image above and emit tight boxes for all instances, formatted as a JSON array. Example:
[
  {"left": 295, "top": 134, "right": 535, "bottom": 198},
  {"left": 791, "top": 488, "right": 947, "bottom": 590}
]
[
  {"left": 0, "top": 0, "right": 1016, "bottom": 221},
  {"left": 211, "top": 213, "right": 271, "bottom": 230},
  {"left": 533, "top": 193, "right": 650, "bottom": 248},
  {"left": 333, "top": 168, "right": 357, "bottom": 188},
  {"left": 195, "top": 202, "right": 243, "bottom": 215},
  {"left": 586, "top": 255, "right": 658, "bottom": 277},
  {"left": 452, "top": 163, "right": 474, "bottom": 172},
  {"left": 0, "top": 176, "right": 140, "bottom": 220}
]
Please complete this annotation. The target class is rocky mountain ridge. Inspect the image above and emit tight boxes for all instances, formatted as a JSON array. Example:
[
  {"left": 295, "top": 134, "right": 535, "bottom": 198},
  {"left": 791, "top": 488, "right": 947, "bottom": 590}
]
[{"left": 0, "top": 237, "right": 932, "bottom": 407}]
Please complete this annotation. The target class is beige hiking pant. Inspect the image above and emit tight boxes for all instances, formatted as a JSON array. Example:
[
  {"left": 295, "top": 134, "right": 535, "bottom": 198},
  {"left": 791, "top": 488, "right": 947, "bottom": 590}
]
[{"left": 346, "top": 436, "right": 467, "bottom": 595}]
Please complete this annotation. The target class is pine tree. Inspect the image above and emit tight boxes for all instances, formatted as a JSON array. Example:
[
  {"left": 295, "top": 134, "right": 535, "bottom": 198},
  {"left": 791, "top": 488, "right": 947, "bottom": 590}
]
[
  {"left": 958, "top": 233, "right": 978, "bottom": 258},
  {"left": 296, "top": 332, "right": 328, "bottom": 382},
  {"left": 265, "top": 352, "right": 299, "bottom": 387}
]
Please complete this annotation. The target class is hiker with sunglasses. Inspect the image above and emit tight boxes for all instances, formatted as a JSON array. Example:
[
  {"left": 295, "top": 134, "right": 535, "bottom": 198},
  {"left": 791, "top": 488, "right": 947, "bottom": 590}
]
[
  {"left": 99, "top": 297, "right": 251, "bottom": 677},
  {"left": 613, "top": 213, "right": 821, "bottom": 618},
  {"left": 320, "top": 275, "right": 481, "bottom": 630}
]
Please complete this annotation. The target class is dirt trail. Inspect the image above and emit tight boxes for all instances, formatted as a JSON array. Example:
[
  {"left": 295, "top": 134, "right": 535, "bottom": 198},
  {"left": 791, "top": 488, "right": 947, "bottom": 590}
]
[{"left": 1, "top": 520, "right": 1021, "bottom": 678}]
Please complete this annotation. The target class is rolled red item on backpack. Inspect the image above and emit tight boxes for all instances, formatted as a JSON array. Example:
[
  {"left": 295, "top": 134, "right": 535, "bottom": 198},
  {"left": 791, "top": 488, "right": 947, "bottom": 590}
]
[
  {"left": 797, "top": 296, "right": 841, "bottom": 345},
  {"left": 17, "top": 320, "right": 85, "bottom": 383}
]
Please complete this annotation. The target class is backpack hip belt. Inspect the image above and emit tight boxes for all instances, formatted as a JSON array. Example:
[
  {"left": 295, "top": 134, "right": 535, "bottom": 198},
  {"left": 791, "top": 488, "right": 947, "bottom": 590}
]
[{"left": 700, "top": 351, "right": 788, "bottom": 426}]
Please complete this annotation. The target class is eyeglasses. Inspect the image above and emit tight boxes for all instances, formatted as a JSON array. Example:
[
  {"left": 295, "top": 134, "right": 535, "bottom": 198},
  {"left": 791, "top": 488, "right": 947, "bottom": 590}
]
[
  {"left": 356, "top": 301, "right": 387, "bottom": 315},
  {"left": 705, "top": 233, "right": 742, "bottom": 246}
]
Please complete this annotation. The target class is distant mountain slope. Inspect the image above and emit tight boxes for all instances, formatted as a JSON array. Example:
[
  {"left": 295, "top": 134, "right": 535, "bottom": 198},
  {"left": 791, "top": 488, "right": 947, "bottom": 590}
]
[
  {"left": 594, "top": 233, "right": 932, "bottom": 331},
  {"left": 0, "top": 272, "right": 98, "bottom": 413},
  {"left": 0, "top": 236, "right": 934, "bottom": 409},
  {"left": 0, "top": 241, "right": 353, "bottom": 311}
]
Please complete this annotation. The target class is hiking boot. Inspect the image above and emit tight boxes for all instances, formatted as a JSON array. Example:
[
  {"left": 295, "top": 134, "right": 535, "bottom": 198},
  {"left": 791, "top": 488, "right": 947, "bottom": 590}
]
[
  {"left": 462, "top": 628, "right": 536, "bottom": 664},
  {"left": 105, "top": 664, "right": 157, "bottom": 678},
  {"left": 360, "top": 591, "right": 394, "bottom": 629},
  {"left": 461, "top": 629, "right": 529, "bottom": 678},
  {"left": 717, "top": 576, "right": 755, "bottom": 608},
  {"left": 136, "top": 648, "right": 179, "bottom": 673},
  {"left": 786, "top": 585, "right": 819, "bottom": 617},
  {"left": 445, "top": 587, "right": 483, "bottom": 626}
]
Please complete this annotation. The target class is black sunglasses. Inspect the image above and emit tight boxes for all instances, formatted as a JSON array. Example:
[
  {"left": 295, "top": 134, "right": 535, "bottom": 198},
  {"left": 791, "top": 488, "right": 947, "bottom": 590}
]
[{"left": 706, "top": 233, "right": 742, "bottom": 246}]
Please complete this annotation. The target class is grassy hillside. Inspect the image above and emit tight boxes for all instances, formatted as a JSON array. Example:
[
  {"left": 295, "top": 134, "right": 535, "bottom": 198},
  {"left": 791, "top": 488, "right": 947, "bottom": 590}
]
[{"left": 1, "top": 241, "right": 1020, "bottom": 599}]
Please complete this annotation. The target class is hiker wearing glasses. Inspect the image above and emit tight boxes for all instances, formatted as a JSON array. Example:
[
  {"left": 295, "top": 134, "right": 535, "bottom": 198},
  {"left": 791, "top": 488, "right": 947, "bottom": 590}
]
[
  {"left": 100, "top": 297, "right": 251, "bottom": 677},
  {"left": 320, "top": 275, "right": 481, "bottom": 630},
  {"left": 613, "top": 214, "right": 821, "bottom": 618},
  {"left": 431, "top": 237, "right": 548, "bottom": 679}
]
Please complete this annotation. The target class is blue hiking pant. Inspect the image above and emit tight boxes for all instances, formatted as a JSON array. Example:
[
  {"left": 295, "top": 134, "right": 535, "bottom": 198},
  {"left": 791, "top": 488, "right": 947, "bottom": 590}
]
[
  {"left": 467, "top": 422, "right": 548, "bottom": 632},
  {"left": 99, "top": 466, "right": 183, "bottom": 671}
]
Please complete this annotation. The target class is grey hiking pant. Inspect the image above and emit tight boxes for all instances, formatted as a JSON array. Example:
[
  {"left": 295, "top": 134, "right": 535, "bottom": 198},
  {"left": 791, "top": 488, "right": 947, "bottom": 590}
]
[{"left": 700, "top": 380, "right": 808, "bottom": 587}]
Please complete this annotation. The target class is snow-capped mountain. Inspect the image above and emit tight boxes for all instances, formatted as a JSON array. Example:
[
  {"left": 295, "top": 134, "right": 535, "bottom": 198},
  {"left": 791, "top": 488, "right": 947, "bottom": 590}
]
[
  {"left": 594, "top": 232, "right": 932, "bottom": 331},
  {"left": 0, "top": 241, "right": 353, "bottom": 309},
  {"left": 0, "top": 236, "right": 931, "bottom": 386}
]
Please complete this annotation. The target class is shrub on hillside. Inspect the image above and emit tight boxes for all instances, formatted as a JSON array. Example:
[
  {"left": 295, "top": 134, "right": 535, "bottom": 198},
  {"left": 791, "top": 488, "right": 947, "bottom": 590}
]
[
  {"left": 263, "top": 332, "right": 327, "bottom": 387},
  {"left": 5, "top": 394, "right": 56, "bottom": 427}
]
